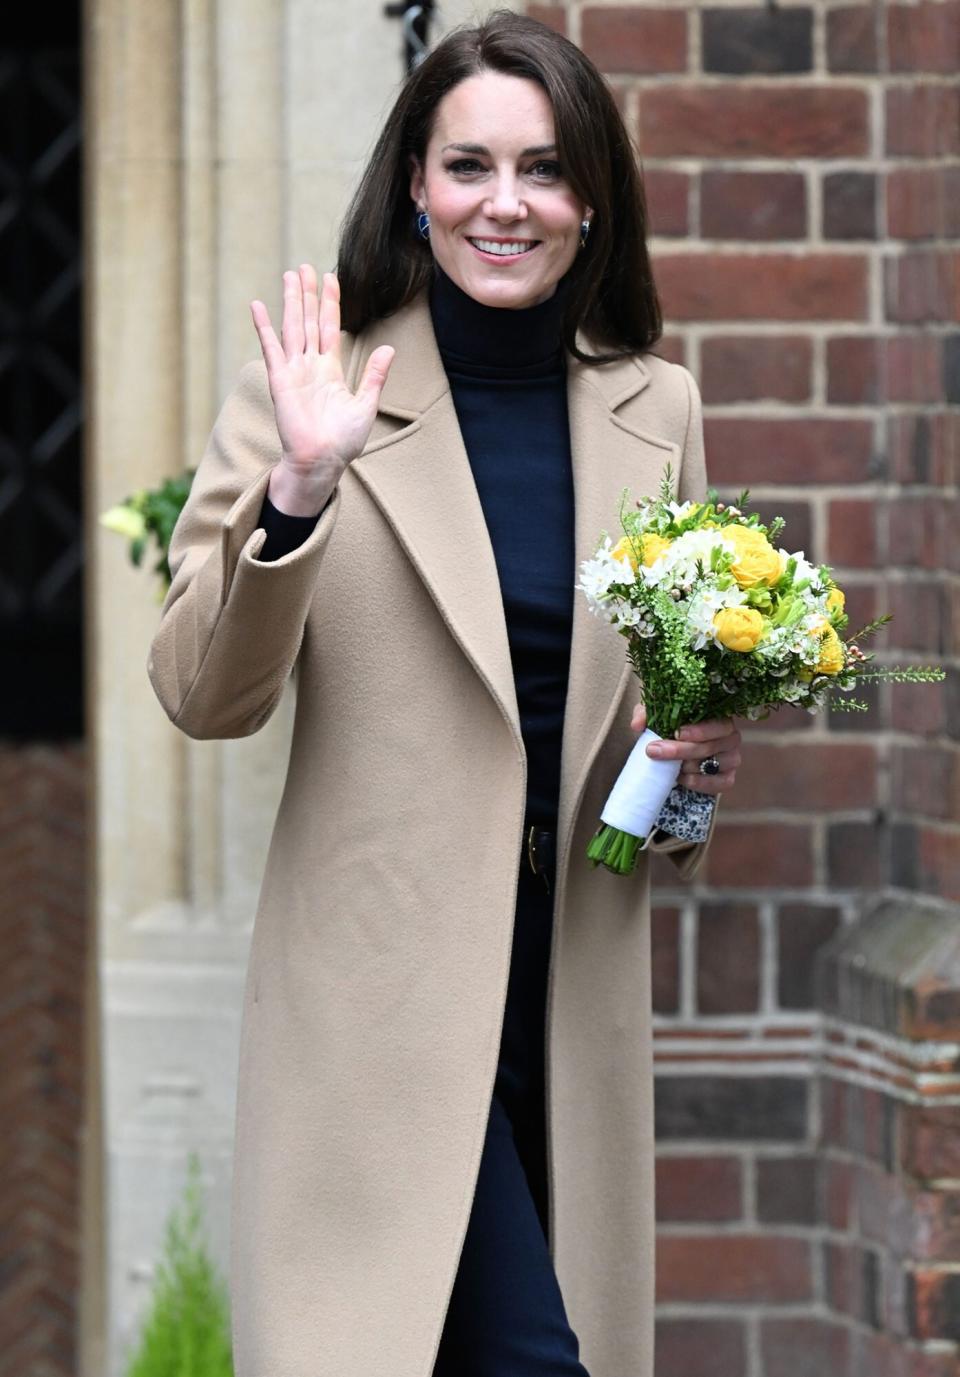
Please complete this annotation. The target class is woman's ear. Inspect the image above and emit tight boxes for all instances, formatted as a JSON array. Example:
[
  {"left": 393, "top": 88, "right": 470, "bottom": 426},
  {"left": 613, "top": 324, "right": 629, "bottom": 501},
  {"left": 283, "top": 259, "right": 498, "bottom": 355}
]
[{"left": 408, "top": 154, "right": 425, "bottom": 211}]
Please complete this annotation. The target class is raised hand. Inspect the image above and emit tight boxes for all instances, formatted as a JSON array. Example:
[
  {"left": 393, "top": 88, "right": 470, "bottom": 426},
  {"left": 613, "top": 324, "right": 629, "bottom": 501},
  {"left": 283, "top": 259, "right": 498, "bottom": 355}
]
[{"left": 250, "top": 265, "right": 395, "bottom": 513}]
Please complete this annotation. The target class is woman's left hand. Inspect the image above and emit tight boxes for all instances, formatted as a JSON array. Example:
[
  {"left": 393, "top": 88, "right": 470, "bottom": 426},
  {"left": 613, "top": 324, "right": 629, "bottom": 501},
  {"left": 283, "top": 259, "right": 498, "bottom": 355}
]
[{"left": 630, "top": 704, "right": 741, "bottom": 796}]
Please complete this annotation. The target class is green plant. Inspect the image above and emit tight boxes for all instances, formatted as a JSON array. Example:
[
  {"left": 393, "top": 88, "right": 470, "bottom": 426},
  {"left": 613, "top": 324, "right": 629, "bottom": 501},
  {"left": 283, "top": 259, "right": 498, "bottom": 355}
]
[
  {"left": 124, "top": 1151, "right": 234, "bottom": 1377},
  {"left": 100, "top": 469, "right": 196, "bottom": 597}
]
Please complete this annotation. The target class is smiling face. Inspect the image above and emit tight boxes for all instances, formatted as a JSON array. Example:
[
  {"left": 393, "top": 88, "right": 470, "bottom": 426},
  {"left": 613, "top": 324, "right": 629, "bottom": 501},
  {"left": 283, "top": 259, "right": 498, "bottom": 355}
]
[{"left": 408, "top": 69, "right": 592, "bottom": 310}]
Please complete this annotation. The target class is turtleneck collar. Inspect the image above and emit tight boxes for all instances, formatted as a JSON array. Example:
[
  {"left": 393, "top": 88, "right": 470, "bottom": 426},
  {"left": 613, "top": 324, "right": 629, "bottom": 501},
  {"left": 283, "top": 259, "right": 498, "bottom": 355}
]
[{"left": 428, "top": 262, "right": 569, "bottom": 380}]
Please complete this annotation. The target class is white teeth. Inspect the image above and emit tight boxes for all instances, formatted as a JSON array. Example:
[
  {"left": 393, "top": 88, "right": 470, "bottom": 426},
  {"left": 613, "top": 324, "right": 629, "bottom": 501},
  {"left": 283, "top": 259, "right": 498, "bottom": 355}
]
[{"left": 469, "top": 238, "right": 537, "bottom": 256}]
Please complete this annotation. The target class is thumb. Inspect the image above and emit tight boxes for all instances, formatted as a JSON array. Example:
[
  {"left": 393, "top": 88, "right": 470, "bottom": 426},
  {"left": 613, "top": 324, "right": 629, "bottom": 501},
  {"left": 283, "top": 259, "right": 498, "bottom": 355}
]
[
  {"left": 356, "top": 344, "right": 395, "bottom": 412},
  {"left": 631, "top": 702, "right": 647, "bottom": 734}
]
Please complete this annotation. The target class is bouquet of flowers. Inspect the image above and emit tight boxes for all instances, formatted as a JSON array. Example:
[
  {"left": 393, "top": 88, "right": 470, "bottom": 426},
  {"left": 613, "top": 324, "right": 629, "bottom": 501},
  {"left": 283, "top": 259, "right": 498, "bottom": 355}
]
[{"left": 576, "top": 470, "right": 945, "bottom": 876}]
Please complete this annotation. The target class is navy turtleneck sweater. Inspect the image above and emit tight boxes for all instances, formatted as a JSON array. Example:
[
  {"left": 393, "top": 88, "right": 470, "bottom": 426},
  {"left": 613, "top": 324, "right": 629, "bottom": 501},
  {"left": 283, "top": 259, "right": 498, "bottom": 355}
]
[
  {"left": 429, "top": 266, "right": 574, "bottom": 825},
  {"left": 255, "top": 264, "right": 575, "bottom": 825}
]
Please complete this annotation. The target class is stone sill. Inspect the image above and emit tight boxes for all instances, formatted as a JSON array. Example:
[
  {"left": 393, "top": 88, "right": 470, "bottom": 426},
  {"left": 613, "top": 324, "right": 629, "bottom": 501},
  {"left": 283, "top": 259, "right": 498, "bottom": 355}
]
[{"left": 814, "top": 896, "right": 960, "bottom": 1044}]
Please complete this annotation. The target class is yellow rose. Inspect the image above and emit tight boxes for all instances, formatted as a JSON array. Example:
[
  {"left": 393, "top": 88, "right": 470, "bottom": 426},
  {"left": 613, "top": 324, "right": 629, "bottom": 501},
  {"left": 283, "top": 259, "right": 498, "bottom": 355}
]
[
  {"left": 721, "top": 523, "right": 764, "bottom": 548},
  {"left": 641, "top": 532, "right": 673, "bottom": 566},
  {"left": 826, "top": 586, "right": 845, "bottom": 615},
  {"left": 723, "top": 525, "right": 782, "bottom": 589},
  {"left": 713, "top": 606, "right": 765, "bottom": 652},
  {"left": 612, "top": 532, "right": 672, "bottom": 570},
  {"left": 610, "top": 536, "right": 640, "bottom": 571},
  {"left": 813, "top": 621, "right": 845, "bottom": 675}
]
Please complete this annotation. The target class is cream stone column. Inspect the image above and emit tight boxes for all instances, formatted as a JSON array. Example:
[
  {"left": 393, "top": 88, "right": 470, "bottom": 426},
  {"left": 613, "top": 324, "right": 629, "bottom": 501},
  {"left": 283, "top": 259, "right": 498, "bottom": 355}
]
[{"left": 84, "top": 2, "right": 517, "bottom": 1374}]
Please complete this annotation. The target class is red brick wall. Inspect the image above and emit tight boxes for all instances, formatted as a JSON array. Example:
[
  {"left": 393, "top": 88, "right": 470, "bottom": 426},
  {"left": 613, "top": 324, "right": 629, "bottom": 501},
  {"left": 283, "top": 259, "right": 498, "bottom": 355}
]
[
  {"left": 528, "top": 1, "right": 958, "bottom": 1372},
  {"left": 0, "top": 743, "right": 87, "bottom": 1376},
  {"left": 815, "top": 903, "right": 960, "bottom": 1377},
  {"left": 525, "top": 0, "right": 958, "bottom": 900}
]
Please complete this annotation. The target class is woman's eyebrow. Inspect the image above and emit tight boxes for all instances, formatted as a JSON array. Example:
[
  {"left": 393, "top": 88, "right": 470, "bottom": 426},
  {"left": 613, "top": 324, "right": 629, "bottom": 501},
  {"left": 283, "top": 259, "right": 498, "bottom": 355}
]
[{"left": 441, "top": 142, "right": 558, "bottom": 157}]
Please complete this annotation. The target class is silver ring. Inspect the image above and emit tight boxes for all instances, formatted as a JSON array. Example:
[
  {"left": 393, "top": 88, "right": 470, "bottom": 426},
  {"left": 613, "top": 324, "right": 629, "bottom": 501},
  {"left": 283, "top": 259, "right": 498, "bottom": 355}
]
[{"left": 698, "top": 755, "right": 721, "bottom": 776}]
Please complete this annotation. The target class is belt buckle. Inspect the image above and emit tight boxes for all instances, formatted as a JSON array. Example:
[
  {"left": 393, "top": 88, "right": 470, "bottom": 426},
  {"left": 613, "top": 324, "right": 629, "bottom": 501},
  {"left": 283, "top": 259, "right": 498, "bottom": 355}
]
[{"left": 527, "top": 824, "right": 552, "bottom": 895}]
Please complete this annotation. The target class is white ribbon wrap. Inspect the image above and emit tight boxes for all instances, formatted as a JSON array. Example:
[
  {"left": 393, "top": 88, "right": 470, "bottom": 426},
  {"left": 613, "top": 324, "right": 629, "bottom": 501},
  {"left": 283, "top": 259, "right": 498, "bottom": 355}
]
[{"left": 599, "top": 729, "right": 683, "bottom": 840}]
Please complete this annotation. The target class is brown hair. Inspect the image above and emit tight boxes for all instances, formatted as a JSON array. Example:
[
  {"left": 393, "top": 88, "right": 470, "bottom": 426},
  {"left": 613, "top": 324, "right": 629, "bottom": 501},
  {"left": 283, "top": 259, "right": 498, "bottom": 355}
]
[{"left": 335, "top": 8, "right": 662, "bottom": 363}]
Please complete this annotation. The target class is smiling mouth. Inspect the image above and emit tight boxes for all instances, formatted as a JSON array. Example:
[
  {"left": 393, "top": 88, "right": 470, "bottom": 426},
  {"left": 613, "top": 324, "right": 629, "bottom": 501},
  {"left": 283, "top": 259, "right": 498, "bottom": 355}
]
[{"left": 467, "top": 237, "right": 541, "bottom": 258}]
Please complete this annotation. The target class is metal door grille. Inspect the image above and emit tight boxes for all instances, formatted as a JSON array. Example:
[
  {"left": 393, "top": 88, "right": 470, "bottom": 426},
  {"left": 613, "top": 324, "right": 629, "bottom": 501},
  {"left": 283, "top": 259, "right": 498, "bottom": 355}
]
[{"left": 0, "top": 10, "right": 82, "bottom": 739}]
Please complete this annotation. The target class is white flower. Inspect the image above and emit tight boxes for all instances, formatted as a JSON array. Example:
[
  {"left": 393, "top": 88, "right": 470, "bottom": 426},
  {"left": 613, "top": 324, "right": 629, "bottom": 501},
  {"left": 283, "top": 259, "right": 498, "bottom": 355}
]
[
  {"left": 782, "top": 549, "right": 827, "bottom": 594},
  {"left": 613, "top": 605, "right": 642, "bottom": 631},
  {"left": 683, "top": 582, "right": 748, "bottom": 650},
  {"left": 640, "top": 528, "right": 734, "bottom": 588},
  {"left": 794, "top": 610, "right": 839, "bottom": 665},
  {"left": 755, "top": 624, "right": 805, "bottom": 666},
  {"left": 779, "top": 677, "right": 811, "bottom": 703},
  {"left": 576, "top": 536, "right": 636, "bottom": 612}
]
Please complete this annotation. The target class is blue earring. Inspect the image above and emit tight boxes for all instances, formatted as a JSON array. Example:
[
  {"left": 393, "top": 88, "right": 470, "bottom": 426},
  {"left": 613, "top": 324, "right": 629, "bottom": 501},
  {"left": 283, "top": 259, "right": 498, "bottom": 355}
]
[
  {"left": 416, "top": 210, "right": 430, "bottom": 241},
  {"left": 579, "top": 218, "right": 592, "bottom": 248}
]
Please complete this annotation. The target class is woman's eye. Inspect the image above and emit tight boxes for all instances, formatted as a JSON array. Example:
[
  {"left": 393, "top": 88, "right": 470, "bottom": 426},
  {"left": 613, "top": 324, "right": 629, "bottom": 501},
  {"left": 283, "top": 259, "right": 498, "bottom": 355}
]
[
  {"left": 529, "top": 161, "right": 562, "bottom": 179},
  {"left": 448, "top": 159, "right": 483, "bottom": 174}
]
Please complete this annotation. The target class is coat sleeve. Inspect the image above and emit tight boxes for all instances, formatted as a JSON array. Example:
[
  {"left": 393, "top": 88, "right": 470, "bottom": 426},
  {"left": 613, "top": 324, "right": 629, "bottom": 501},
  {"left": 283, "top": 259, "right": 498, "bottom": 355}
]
[
  {"left": 146, "top": 358, "right": 342, "bottom": 740},
  {"left": 645, "top": 363, "right": 721, "bottom": 883}
]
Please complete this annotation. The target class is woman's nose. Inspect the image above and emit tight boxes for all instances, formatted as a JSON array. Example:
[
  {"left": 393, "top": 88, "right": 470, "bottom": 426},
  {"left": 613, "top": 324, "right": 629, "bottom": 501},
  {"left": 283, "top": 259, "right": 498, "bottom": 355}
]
[{"left": 483, "top": 177, "right": 527, "bottom": 221}]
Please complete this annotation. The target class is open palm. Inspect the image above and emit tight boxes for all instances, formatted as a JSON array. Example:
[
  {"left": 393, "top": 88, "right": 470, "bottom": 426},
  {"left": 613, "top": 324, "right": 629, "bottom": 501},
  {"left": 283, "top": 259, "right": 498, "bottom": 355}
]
[{"left": 250, "top": 265, "right": 395, "bottom": 479}]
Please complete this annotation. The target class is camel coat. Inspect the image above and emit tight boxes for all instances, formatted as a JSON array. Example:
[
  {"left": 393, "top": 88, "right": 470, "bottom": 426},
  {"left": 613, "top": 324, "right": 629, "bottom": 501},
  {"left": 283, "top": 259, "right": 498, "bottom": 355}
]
[{"left": 146, "top": 285, "right": 719, "bottom": 1377}]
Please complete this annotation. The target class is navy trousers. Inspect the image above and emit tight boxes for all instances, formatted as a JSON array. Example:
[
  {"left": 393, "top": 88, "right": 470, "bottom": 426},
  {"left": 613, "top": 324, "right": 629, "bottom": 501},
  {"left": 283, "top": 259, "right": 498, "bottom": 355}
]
[{"left": 432, "top": 858, "right": 592, "bottom": 1377}]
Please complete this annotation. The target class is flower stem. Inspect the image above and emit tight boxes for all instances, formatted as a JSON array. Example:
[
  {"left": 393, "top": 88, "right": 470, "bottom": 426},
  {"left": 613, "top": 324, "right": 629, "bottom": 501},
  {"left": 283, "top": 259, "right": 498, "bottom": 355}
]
[{"left": 586, "top": 823, "right": 644, "bottom": 875}]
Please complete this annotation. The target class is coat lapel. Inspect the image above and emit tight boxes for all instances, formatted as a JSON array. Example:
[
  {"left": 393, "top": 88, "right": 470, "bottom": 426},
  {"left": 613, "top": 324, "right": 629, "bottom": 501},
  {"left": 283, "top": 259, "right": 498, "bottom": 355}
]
[
  {"left": 346, "top": 289, "right": 682, "bottom": 840},
  {"left": 347, "top": 293, "right": 523, "bottom": 749},
  {"left": 559, "top": 344, "right": 682, "bottom": 853}
]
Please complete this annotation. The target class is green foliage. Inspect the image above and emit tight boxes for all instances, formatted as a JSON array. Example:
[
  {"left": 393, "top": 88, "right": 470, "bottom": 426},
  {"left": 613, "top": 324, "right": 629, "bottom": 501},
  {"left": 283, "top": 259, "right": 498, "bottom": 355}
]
[
  {"left": 625, "top": 586, "right": 710, "bottom": 737},
  {"left": 100, "top": 469, "right": 196, "bottom": 594},
  {"left": 846, "top": 613, "right": 893, "bottom": 644},
  {"left": 124, "top": 1152, "right": 234, "bottom": 1377},
  {"left": 856, "top": 665, "right": 947, "bottom": 683}
]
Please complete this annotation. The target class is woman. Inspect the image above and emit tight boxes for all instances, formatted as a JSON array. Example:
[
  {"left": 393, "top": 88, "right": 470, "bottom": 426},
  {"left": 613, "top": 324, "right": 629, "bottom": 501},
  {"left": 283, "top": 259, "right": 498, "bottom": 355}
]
[{"left": 147, "top": 11, "right": 741, "bottom": 1377}]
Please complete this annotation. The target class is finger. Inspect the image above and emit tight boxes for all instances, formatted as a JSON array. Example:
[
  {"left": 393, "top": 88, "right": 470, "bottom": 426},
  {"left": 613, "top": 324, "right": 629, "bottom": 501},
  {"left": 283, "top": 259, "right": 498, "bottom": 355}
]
[
  {"left": 648, "top": 736, "right": 739, "bottom": 762},
  {"left": 355, "top": 344, "right": 395, "bottom": 413},
  {"left": 250, "top": 300, "right": 286, "bottom": 378},
  {"left": 281, "top": 269, "right": 305, "bottom": 358},
  {"left": 675, "top": 719, "right": 738, "bottom": 744},
  {"left": 680, "top": 751, "right": 740, "bottom": 779},
  {"left": 319, "top": 271, "right": 342, "bottom": 364},
  {"left": 630, "top": 702, "right": 647, "bottom": 732},
  {"left": 300, "top": 264, "right": 320, "bottom": 353},
  {"left": 684, "top": 771, "right": 734, "bottom": 796}
]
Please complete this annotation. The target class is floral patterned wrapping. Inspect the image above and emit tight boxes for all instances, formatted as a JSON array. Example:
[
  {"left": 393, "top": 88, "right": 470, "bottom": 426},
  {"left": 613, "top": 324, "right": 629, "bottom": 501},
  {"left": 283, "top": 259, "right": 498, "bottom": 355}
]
[{"left": 651, "top": 784, "right": 716, "bottom": 844}]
